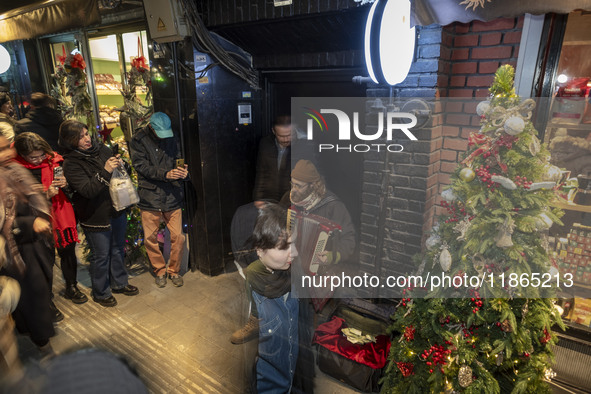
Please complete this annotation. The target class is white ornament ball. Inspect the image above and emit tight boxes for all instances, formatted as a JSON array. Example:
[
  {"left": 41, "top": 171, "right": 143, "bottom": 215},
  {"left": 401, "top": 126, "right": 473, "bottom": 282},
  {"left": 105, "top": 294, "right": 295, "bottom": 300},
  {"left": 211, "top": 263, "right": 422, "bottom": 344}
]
[
  {"left": 426, "top": 234, "right": 441, "bottom": 250},
  {"left": 476, "top": 101, "right": 490, "bottom": 116},
  {"left": 441, "top": 188, "right": 457, "bottom": 202},
  {"left": 542, "top": 165, "right": 562, "bottom": 183},
  {"left": 504, "top": 116, "right": 525, "bottom": 135}
]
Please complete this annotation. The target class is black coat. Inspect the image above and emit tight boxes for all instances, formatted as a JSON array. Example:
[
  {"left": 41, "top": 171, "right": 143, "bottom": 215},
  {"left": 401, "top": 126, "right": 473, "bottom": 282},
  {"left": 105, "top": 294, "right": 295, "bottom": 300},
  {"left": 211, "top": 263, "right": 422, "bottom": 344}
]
[
  {"left": 15, "top": 107, "right": 62, "bottom": 151},
  {"left": 9, "top": 199, "right": 55, "bottom": 344},
  {"left": 0, "top": 165, "right": 55, "bottom": 344},
  {"left": 129, "top": 126, "right": 184, "bottom": 212},
  {"left": 63, "top": 144, "right": 120, "bottom": 231},
  {"left": 253, "top": 134, "right": 291, "bottom": 202}
]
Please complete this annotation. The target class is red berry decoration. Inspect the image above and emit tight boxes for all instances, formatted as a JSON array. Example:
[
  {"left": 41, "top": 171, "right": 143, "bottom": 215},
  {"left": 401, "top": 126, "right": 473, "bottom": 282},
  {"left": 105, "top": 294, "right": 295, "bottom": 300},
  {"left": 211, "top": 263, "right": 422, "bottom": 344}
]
[
  {"left": 404, "top": 325, "right": 416, "bottom": 341},
  {"left": 396, "top": 362, "right": 414, "bottom": 377}
]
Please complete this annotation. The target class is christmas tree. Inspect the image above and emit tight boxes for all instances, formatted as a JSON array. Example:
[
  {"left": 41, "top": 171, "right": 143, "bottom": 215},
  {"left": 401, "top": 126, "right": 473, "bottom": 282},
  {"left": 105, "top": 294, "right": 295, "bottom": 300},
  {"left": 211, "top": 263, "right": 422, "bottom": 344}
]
[{"left": 381, "top": 65, "right": 565, "bottom": 393}]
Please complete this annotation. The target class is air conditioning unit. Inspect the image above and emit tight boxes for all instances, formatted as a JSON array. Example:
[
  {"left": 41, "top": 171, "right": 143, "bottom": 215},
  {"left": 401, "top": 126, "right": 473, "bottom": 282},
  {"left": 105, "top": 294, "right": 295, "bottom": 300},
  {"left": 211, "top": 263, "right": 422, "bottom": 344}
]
[{"left": 143, "top": 0, "right": 189, "bottom": 43}]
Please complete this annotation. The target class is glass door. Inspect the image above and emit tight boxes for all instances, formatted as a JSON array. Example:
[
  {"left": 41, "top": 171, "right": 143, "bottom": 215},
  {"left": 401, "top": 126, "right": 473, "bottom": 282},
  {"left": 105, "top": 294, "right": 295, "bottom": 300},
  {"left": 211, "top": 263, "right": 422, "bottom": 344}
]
[{"left": 88, "top": 30, "right": 149, "bottom": 140}]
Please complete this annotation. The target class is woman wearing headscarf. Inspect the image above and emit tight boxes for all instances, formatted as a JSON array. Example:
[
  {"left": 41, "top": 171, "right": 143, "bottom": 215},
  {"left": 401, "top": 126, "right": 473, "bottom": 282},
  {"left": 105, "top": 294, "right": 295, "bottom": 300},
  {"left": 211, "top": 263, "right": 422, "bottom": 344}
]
[
  {"left": 13, "top": 132, "right": 87, "bottom": 305},
  {"left": 58, "top": 120, "right": 138, "bottom": 308}
]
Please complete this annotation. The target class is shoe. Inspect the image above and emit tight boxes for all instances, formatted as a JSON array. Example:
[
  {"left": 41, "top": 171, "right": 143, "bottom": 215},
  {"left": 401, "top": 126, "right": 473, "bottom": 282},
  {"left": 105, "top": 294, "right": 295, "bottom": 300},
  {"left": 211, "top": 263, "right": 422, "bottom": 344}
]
[
  {"left": 38, "top": 342, "right": 55, "bottom": 358},
  {"left": 230, "top": 314, "right": 259, "bottom": 344},
  {"left": 64, "top": 284, "right": 88, "bottom": 304},
  {"left": 49, "top": 301, "right": 64, "bottom": 323},
  {"left": 155, "top": 275, "right": 166, "bottom": 288},
  {"left": 169, "top": 275, "right": 183, "bottom": 287},
  {"left": 92, "top": 295, "right": 118, "bottom": 307},
  {"left": 112, "top": 284, "right": 139, "bottom": 296}
]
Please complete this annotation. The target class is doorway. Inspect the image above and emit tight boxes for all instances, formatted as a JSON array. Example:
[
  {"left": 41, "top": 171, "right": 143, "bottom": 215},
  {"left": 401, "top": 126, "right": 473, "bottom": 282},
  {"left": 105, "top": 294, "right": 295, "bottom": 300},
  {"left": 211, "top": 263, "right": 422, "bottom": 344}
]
[{"left": 264, "top": 68, "right": 367, "bottom": 232}]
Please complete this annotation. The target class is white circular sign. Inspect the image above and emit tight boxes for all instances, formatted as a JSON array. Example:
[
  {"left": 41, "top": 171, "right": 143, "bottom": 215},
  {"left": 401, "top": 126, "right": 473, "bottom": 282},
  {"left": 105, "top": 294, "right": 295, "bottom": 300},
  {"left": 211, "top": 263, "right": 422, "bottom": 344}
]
[{"left": 0, "top": 45, "right": 10, "bottom": 74}]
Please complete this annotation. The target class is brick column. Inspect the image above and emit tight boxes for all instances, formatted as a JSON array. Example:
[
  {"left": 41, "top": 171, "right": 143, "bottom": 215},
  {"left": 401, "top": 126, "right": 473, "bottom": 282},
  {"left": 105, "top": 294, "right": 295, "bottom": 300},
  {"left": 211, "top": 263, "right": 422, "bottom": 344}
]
[{"left": 359, "top": 18, "right": 524, "bottom": 296}]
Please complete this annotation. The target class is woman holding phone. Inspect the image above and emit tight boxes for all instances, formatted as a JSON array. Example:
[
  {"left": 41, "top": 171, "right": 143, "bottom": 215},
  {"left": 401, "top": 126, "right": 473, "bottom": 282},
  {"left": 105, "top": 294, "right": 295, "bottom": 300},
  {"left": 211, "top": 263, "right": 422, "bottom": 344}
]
[
  {"left": 58, "top": 120, "right": 138, "bottom": 307},
  {"left": 13, "top": 132, "right": 87, "bottom": 311}
]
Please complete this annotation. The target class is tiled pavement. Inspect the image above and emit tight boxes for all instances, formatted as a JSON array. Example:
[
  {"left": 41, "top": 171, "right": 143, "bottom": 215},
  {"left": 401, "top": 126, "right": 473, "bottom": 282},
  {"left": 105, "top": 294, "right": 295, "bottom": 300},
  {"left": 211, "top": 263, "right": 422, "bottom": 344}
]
[{"left": 15, "top": 255, "right": 360, "bottom": 393}]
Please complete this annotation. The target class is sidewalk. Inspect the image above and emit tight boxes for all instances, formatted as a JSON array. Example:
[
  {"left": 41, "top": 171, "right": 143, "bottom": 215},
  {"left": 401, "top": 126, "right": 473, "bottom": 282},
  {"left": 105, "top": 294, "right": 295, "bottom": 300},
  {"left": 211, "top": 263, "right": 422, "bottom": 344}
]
[{"left": 15, "top": 258, "right": 360, "bottom": 393}]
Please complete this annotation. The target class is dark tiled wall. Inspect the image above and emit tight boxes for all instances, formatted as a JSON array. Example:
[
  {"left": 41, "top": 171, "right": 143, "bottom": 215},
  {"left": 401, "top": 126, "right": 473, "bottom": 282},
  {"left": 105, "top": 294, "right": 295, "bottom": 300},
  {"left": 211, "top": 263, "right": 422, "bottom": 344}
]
[{"left": 198, "top": 0, "right": 360, "bottom": 26}]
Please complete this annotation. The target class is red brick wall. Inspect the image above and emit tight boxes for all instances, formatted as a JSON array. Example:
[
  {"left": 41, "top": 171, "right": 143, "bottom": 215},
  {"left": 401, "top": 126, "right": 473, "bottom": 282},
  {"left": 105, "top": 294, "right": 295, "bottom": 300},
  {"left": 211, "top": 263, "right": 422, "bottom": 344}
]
[
  {"left": 428, "top": 16, "right": 524, "bottom": 227},
  {"left": 361, "top": 18, "right": 526, "bottom": 284}
]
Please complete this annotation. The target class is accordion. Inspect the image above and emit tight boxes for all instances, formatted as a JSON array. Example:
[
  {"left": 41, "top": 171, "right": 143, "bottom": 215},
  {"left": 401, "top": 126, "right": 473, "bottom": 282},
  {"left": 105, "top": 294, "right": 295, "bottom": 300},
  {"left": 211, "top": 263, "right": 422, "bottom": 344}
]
[{"left": 287, "top": 208, "right": 342, "bottom": 276}]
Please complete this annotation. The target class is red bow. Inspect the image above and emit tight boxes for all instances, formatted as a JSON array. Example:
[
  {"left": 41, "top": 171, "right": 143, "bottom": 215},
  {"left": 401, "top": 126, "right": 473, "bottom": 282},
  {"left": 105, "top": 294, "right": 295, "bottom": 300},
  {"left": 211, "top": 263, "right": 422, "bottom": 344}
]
[
  {"left": 461, "top": 132, "right": 507, "bottom": 173},
  {"left": 70, "top": 53, "right": 86, "bottom": 70},
  {"left": 131, "top": 56, "right": 148, "bottom": 71}
]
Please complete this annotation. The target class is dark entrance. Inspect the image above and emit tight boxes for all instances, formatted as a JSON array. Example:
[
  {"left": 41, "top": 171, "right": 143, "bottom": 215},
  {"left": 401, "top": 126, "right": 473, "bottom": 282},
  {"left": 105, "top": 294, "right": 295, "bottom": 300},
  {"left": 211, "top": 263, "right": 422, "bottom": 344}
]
[{"left": 263, "top": 69, "right": 367, "bottom": 232}]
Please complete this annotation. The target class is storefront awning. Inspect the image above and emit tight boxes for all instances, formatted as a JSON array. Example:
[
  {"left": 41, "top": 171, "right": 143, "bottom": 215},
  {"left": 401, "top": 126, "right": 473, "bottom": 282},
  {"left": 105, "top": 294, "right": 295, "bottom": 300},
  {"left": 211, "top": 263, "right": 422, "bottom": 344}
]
[
  {"left": 411, "top": 0, "right": 591, "bottom": 26},
  {"left": 0, "top": 0, "right": 100, "bottom": 43}
]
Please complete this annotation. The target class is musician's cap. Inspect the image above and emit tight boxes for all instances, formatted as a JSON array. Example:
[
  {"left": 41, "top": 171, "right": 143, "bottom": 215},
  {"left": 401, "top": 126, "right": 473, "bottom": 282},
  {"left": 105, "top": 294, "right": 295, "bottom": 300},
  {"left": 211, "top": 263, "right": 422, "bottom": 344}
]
[{"left": 292, "top": 160, "right": 320, "bottom": 183}]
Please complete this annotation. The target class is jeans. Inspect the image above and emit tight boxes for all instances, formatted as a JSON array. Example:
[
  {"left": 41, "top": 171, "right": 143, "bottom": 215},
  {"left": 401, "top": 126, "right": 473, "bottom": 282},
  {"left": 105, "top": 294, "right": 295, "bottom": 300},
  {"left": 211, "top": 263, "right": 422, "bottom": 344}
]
[
  {"left": 253, "top": 291, "right": 298, "bottom": 394},
  {"left": 84, "top": 214, "right": 129, "bottom": 299}
]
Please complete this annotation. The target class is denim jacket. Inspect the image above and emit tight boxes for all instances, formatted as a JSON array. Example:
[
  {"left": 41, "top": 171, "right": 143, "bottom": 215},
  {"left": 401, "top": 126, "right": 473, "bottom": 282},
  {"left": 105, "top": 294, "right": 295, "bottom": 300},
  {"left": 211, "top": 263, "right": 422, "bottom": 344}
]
[{"left": 253, "top": 290, "right": 299, "bottom": 393}]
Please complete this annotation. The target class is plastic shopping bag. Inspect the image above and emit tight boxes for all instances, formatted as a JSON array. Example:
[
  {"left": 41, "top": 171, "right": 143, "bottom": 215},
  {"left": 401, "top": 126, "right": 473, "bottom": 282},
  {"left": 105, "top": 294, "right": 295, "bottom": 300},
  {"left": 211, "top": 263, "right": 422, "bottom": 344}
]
[{"left": 109, "top": 167, "right": 139, "bottom": 211}]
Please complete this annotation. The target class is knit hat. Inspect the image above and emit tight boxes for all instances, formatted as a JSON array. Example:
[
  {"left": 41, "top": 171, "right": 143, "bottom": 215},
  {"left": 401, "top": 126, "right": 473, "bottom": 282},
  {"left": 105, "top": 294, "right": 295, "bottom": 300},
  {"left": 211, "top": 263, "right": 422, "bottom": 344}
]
[
  {"left": 149, "top": 112, "right": 173, "bottom": 139},
  {"left": 291, "top": 160, "right": 321, "bottom": 183}
]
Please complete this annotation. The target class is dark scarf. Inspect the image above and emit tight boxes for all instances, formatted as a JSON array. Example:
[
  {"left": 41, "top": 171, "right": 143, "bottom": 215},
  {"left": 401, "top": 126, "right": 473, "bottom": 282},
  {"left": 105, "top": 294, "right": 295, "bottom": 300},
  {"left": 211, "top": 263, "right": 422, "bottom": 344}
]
[
  {"left": 0, "top": 163, "right": 51, "bottom": 274},
  {"left": 75, "top": 139, "right": 101, "bottom": 156},
  {"left": 13, "top": 154, "right": 79, "bottom": 248},
  {"left": 248, "top": 260, "right": 292, "bottom": 299}
]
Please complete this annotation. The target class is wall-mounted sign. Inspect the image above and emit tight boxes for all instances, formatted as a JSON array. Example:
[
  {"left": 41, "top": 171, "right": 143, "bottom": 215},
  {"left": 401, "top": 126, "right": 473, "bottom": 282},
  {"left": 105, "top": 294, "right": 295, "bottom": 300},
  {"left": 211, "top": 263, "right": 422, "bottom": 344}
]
[
  {"left": 364, "top": 0, "right": 415, "bottom": 85},
  {"left": 274, "top": 0, "right": 292, "bottom": 6},
  {"left": 0, "top": 45, "right": 11, "bottom": 74}
]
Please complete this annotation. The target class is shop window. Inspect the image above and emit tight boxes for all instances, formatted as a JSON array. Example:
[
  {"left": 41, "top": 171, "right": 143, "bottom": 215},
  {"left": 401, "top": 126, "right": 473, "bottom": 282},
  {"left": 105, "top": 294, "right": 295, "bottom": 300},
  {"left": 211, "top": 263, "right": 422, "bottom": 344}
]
[
  {"left": 88, "top": 30, "right": 148, "bottom": 139},
  {"left": 543, "top": 11, "right": 591, "bottom": 332}
]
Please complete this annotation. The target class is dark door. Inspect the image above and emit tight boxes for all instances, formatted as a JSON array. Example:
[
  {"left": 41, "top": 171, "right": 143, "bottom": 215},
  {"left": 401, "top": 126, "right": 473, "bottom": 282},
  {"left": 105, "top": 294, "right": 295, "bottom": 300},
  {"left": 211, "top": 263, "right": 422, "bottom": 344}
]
[{"left": 263, "top": 68, "right": 367, "bottom": 233}]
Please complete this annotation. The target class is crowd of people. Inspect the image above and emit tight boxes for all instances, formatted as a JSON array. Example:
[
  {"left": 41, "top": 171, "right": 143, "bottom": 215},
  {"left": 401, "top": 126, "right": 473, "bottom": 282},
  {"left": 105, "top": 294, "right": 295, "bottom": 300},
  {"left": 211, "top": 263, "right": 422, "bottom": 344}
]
[
  {"left": 0, "top": 93, "right": 189, "bottom": 361},
  {"left": 0, "top": 90, "right": 358, "bottom": 392}
]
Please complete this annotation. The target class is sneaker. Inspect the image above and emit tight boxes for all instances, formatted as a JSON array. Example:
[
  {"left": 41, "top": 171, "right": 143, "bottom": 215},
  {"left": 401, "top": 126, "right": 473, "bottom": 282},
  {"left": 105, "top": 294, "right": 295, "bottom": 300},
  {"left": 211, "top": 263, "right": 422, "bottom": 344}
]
[
  {"left": 112, "top": 284, "right": 139, "bottom": 296},
  {"left": 64, "top": 284, "right": 88, "bottom": 304},
  {"left": 230, "top": 314, "right": 259, "bottom": 344},
  {"left": 50, "top": 301, "right": 64, "bottom": 323},
  {"left": 92, "top": 295, "right": 118, "bottom": 307},
  {"left": 170, "top": 275, "right": 183, "bottom": 287},
  {"left": 155, "top": 275, "right": 166, "bottom": 288}
]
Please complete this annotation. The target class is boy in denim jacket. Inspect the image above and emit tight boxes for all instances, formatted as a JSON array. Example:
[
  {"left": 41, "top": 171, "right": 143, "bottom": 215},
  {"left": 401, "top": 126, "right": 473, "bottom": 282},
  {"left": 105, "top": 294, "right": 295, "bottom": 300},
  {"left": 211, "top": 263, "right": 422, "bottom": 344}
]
[{"left": 244, "top": 204, "right": 299, "bottom": 393}]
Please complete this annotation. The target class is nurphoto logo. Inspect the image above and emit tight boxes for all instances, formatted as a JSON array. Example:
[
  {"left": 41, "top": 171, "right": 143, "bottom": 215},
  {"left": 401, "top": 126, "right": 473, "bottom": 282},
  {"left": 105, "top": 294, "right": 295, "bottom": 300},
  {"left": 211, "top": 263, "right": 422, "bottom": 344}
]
[{"left": 303, "top": 107, "right": 418, "bottom": 153}]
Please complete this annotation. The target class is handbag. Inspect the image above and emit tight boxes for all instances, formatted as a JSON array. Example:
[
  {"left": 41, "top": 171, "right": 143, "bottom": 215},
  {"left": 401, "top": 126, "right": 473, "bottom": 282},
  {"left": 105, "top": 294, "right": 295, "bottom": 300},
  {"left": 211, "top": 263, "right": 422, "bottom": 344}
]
[{"left": 109, "top": 167, "right": 139, "bottom": 211}]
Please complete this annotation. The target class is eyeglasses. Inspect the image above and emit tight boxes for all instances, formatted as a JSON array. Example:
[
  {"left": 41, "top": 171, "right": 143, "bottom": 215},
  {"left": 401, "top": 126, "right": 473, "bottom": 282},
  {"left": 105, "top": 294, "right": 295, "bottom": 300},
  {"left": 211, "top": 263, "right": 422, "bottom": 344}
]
[
  {"left": 26, "top": 153, "right": 46, "bottom": 162},
  {"left": 290, "top": 181, "right": 309, "bottom": 190}
]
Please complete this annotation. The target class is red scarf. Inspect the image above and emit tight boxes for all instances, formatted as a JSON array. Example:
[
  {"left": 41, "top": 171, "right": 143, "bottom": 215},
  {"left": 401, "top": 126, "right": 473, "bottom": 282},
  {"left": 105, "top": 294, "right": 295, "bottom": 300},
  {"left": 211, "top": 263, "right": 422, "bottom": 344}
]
[{"left": 14, "top": 153, "right": 79, "bottom": 248}]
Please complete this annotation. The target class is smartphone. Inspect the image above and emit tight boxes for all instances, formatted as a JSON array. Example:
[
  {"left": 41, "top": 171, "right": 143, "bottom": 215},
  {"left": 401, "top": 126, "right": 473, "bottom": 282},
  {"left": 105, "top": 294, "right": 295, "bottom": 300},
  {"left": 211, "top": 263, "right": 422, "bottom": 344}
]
[
  {"left": 176, "top": 158, "right": 185, "bottom": 168},
  {"left": 111, "top": 144, "right": 119, "bottom": 156},
  {"left": 53, "top": 166, "right": 64, "bottom": 179}
]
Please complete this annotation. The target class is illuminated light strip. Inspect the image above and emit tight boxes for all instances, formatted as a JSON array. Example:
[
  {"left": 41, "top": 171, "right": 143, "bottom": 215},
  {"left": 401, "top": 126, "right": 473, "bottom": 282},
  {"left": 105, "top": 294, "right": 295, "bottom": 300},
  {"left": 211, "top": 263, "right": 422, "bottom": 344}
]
[{"left": 364, "top": 0, "right": 380, "bottom": 84}]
